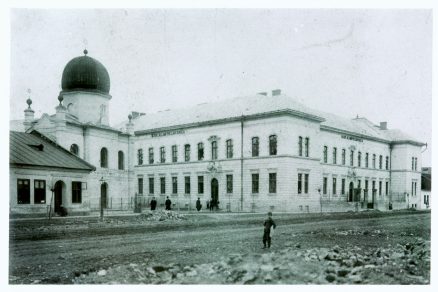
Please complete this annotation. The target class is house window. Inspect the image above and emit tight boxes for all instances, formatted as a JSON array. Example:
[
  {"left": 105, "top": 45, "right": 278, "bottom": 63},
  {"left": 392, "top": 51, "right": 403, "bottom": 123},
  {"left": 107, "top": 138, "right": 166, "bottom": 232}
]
[
  {"left": 160, "top": 147, "right": 166, "bottom": 163},
  {"left": 365, "top": 180, "right": 369, "bottom": 196},
  {"left": 172, "top": 177, "right": 178, "bottom": 194},
  {"left": 185, "top": 144, "right": 191, "bottom": 162},
  {"left": 70, "top": 144, "right": 79, "bottom": 155},
  {"left": 379, "top": 155, "right": 383, "bottom": 169},
  {"left": 198, "top": 176, "right": 204, "bottom": 194},
  {"left": 252, "top": 173, "right": 259, "bottom": 193},
  {"left": 379, "top": 181, "right": 382, "bottom": 196},
  {"left": 365, "top": 153, "right": 369, "bottom": 168},
  {"left": 185, "top": 176, "right": 190, "bottom": 194},
  {"left": 211, "top": 141, "right": 218, "bottom": 160},
  {"left": 160, "top": 177, "right": 166, "bottom": 194},
  {"left": 198, "top": 143, "right": 204, "bottom": 160},
  {"left": 341, "top": 179, "right": 345, "bottom": 195},
  {"left": 269, "top": 135, "right": 277, "bottom": 155},
  {"left": 137, "top": 149, "right": 143, "bottom": 165},
  {"left": 252, "top": 137, "right": 259, "bottom": 157},
  {"left": 358, "top": 152, "right": 361, "bottom": 167},
  {"left": 298, "top": 136, "right": 303, "bottom": 156},
  {"left": 333, "top": 147, "right": 337, "bottom": 164},
  {"left": 304, "top": 137, "right": 309, "bottom": 157},
  {"left": 412, "top": 157, "right": 415, "bottom": 170},
  {"left": 149, "top": 177, "right": 154, "bottom": 194},
  {"left": 172, "top": 145, "right": 178, "bottom": 163},
  {"left": 323, "top": 177, "right": 327, "bottom": 195},
  {"left": 304, "top": 174, "right": 309, "bottom": 194},
  {"left": 323, "top": 146, "right": 328, "bottom": 163},
  {"left": 372, "top": 154, "right": 376, "bottom": 168},
  {"left": 138, "top": 178, "right": 143, "bottom": 195},
  {"left": 34, "top": 180, "right": 46, "bottom": 204},
  {"left": 385, "top": 156, "right": 389, "bottom": 170},
  {"left": 100, "top": 147, "right": 108, "bottom": 168},
  {"left": 385, "top": 181, "right": 389, "bottom": 195},
  {"left": 350, "top": 150, "right": 354, "bottom": 166},
  {"left": 226, "top": 139, "right": 233, "bottom": 158},
  {"left": 269, "top": 173, "right": 277, "bottom": 193},
  {"left": 414, "top": 158, "right": 418, "bottom": 171},
  {"left": 72, "top": 181, "right": 82, "bottom": 203},
  {"left": 342, "top": 149, "right": 346, "bottom": 165},
  {"left": 298, "top": 173, "right": 302, "bottom": 194},
  {"left": 226, "top": 175, "right": 233, "bottom": 193},
  {"left": 148, "top": 148, "right": 154, "bottom": 164},
  {"left": 333, "top": 177, "right": 337, "bottom": 195},
  {"left": 118, "top": 151, "right": 124, "bottom": 170}
]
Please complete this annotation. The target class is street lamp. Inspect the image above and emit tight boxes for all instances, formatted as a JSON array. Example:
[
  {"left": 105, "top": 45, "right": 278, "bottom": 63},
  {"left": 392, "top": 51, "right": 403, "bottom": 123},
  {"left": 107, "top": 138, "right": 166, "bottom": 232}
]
[
  {"left": 99, "top": 176, "right": 105, "bottom": 220},
  {"left": 318, "top": 188, "right": 322, "bottom": 214}
]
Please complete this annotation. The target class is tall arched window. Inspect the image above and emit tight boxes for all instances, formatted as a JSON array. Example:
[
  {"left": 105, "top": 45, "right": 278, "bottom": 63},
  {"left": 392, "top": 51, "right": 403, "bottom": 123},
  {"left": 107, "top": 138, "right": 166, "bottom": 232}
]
[
  {"left": 118, "top": 151, "right": 124, "bottom": 170},
  {"left": 211, "top": 141, "right": 218, "bottom": 160},
  {"left": 100, "top": 147, "right": 108, "bottom": 168},
  {"left": 70, "top": 144, "right": 79, "bottom": 156},
  {"left": 269, "top": 135, "right": 277, "bottom": 155}
]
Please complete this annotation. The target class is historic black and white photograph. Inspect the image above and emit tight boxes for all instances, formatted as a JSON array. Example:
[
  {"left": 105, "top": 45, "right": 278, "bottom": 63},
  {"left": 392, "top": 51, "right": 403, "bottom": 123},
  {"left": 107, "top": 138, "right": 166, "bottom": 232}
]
[{"left": 6, "top": 5, "right": 432, "bottom": 285}]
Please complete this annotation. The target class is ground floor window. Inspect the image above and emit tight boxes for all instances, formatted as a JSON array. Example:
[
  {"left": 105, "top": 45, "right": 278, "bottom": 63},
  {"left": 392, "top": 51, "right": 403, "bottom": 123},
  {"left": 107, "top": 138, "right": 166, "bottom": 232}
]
[
  {"left": 379, "top": 181, "right": 382, "bottom": 196},
  {"left": 341, "top": 178, "right": 345, "bottom": 195},
  {"left": 198, "top": 176, "right": 204, "bottom": 194},
  {"left": 72, "top": 181, "right": 82, "bottom": 203},
  {"left": 298, "top": 173, "right": 302, "bottom": 194},
  {"left": 149, "top": 177, "right": 154, "bottom": 194},
  {"left": 172, "top": 177, "right": 178, "bottom": 194},
  {"left": 304, "top": 174, "right": 309, "bottom": 194},
  {"left": 332, "top": 177, "right": 337, "bottom": 195},
  {"left": 34, "top": 180, "right": 46, "bottom": 204},
  {"left": 138, "top": 178, "right": 143, "bottom": 195},
  {"left": 226, "top": 175, "right": 233, "bottom": 193},
  {"left": 323, "top": 177, "right": 327, "bottom": 195},
  {"left": 160, "top": 177, "right": 166, "bottom": 194},
  {"left": 185, "top": 176, "right": 190, "bottom": 194},
  {"left": 385, "top": 181, "right": 388, "bottom": 196},
  {"left": 252, "top": 173, "right": 259, "bottom": 193},
  {"left": 269, "top": 173, "right": 277, "bottom": 193},
  {"left": 17, "top": 179, "right": 30, "bottom": 204}
]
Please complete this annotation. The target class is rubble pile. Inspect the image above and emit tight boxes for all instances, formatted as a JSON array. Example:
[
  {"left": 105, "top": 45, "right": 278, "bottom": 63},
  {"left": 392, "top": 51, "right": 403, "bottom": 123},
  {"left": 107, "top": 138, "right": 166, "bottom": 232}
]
[{"left": 137, "top": 211, "right": 187, "bottom": 222}]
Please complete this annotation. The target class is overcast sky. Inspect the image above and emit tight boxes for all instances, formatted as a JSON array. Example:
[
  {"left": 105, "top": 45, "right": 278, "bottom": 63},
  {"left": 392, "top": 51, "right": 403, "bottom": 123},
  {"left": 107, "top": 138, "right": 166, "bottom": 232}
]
[{"left": 9, "top": 9, "right": 432, "bottom": 165}]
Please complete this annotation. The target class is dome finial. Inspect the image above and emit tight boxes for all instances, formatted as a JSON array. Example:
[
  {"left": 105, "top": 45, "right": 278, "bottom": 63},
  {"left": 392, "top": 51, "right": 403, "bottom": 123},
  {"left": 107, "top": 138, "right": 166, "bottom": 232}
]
[
  {"left": 26, "top": 89, "right": 32, "bottom": 109},
  {"left": 58, "top": 93, "right": 64, "bottom": 105},
  {"left": 83, "top": 49, "right": 88, "bottom": 56}
]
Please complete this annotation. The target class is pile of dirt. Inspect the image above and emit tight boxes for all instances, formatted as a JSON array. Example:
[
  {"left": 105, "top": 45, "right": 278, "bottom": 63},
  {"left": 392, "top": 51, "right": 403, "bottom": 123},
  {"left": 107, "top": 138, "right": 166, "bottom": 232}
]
[
  {"left": 137, "top": 211, "right": 187, "bottom": 222},
  {"left": 73, "top": 237, "right": 430, "bottom": 284}
]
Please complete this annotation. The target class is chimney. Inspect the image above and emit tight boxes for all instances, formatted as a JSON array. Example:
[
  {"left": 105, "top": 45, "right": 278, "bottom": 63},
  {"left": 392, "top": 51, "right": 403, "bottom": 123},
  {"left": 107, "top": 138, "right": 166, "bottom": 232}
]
[
  {"left": 23, "top": 97, "right": 35, "bottom": 131},
  {"left": 257, "top": 92, "right": 268, "bottom": 96},
  {"left": 272, "top": 89, "right": 282, "bottom": 96},
  {"left": 379, "top": 121, "right": 387, "bottom": 130}
]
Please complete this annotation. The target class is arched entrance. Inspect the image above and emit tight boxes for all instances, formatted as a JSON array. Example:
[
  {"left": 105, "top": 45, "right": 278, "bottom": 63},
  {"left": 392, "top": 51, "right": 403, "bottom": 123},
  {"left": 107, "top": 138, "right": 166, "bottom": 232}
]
[
  {"left": 54, "top": 180, "right": 65, "bottom": 214},
  {"left": 101, "top": 182, "right": 108, "bottom": 209},
  {"left": 348, "top": 182, "right": 354, "bottom": 202},
  {"left": 211, "top": 178, "right": 219, "bottom": 209}
]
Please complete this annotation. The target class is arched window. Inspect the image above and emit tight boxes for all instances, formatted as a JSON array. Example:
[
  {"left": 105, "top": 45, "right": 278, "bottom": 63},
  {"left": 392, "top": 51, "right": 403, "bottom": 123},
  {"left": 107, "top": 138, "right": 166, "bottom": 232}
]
[
  {"left": 118, "top": 151, "right": 124, "bottom": 170},
  {"left": 100, "top": 147, "right": 108, "bottom": 168},
  {"left": 70, "top": 144, "right": 79, "bottom": 156},
  {"left": 211, "top": 141, "right": 218, "bottom": 160},
  {"left": 269, "top": 135, "right": 277, "bottom": 155},
  {"left": 252, "top": 137, "right": 259, "bottom": 157}
]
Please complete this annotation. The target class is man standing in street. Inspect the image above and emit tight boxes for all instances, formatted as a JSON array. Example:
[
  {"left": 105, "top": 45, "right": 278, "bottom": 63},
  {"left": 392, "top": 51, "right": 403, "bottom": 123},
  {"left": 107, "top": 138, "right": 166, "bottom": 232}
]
[
  {"left": 196, "top": 197, "right": 202, "bottom": 212},
  {"left": 165, "top": 196, "right": 172, "bottom": 211},
  {"left": 150, "top": 197, "right": 157, "bottom": 211},
  {"left": 263, "top": 212, "right": 276, "bottom": 248}
]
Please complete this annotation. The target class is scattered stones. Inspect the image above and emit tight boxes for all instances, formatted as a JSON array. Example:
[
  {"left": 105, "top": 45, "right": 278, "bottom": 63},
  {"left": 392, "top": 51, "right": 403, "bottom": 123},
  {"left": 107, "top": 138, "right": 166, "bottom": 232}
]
[{"left": 97, "top": 270, "right": 106, "bottom": 276}]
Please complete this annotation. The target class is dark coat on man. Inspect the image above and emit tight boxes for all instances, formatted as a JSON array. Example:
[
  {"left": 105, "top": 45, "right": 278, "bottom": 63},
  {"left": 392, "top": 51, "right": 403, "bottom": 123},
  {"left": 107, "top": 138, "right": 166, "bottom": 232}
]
[
  {"left": 165, "top": 198, "right": 172, "bottom": 210},
  {"left": 196, "top": 198, "right": 202, "bottom": 211},
  {"left": 150, "top": 198, "right": 157, "bottom": 210},
  {"left": 263, "top": 216, "right": 276, "bottom": 248}
]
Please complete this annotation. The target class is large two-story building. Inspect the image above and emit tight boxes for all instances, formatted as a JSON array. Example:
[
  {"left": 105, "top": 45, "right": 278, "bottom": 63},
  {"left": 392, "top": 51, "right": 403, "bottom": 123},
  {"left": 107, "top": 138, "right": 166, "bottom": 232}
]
[{"left": 9, "top": 50, "right": 426, "bottom": 216}]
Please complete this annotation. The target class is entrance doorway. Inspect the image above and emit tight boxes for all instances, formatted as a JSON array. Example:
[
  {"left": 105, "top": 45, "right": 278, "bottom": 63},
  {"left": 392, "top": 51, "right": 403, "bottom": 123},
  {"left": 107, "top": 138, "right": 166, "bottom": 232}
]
[
  {"left": 211, "top": 178, "right": 219, "bottom": 209},
  {"left": 54, "top": 180, "right": 64, "bottom": 214},
  {"left": 348, "top": 182, "right": 354, "bottom": 202},
  {"left": 101, "top": 182, "right": 108, "bottom": 209}
]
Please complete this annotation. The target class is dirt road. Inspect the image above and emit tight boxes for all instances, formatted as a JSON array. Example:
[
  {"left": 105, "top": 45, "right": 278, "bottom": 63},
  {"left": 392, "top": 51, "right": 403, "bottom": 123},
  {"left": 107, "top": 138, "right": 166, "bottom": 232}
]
[{"left": 9, "top": 210, "right": 430, "bottom": 284}]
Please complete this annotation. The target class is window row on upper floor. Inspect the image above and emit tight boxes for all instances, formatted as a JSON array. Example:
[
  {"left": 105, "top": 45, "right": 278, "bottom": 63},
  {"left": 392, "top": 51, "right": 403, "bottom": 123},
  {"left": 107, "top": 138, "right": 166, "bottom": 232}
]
[
  {"left": 69, "top": 144, "right": 126, "bottom": 170},
  {"left": 322, "top": 146, "right": 389, "bottom": 170}
]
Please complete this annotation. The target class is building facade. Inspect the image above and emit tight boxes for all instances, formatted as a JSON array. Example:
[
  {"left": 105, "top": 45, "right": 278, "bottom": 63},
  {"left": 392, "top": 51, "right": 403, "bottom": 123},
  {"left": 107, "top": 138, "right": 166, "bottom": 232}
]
[{"left": 10, "top": 50, "right": 426, "bottom": 216}]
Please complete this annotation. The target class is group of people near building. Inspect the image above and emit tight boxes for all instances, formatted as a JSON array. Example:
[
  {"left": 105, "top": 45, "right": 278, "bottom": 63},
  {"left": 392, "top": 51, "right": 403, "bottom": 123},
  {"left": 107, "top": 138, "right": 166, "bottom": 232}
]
[{"left": 148, "top": 197, "right": 221, "bottom": 212}]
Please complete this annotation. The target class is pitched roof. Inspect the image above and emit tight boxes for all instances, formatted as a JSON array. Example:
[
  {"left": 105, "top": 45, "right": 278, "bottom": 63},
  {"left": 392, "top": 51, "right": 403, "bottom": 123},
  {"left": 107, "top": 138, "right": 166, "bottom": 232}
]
[{"left": 9, "top": 131, "right": 95, "bottom": 172}]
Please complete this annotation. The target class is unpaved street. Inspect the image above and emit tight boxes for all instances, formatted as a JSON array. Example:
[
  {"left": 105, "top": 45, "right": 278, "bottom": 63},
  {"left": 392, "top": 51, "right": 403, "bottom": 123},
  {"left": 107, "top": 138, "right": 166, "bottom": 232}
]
[{"left": 9, "top": 210, "right": 430, "bottom": 284}]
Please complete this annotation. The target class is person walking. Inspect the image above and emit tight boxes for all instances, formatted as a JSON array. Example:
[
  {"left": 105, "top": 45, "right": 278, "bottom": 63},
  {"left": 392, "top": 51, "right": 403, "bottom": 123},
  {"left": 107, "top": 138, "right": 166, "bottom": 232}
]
[
  {"left": 165, "top": 196, "right": 172, "bottom": 210},
  {"left": 263, "top": 212, "right": 276, "bottom": 248},
  {"left": 150, "top": 197, "right": 157, "bottom": 211},
  {"left": 196, "top": 197, "right": 202, "bottom": 212}
]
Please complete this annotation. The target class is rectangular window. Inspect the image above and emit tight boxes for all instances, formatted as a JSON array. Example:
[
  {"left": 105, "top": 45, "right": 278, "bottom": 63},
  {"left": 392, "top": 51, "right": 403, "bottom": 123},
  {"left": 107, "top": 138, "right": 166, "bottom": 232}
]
[
  {"left": 358, "top": 152, "right": 361, "bottom": 167},
  {"left": 226, "top": 139, "right": 233, "bottom": 158},
  {"left": 160, "top": 146, "right": 166, "bottom": 163},
  {"left": 269, "top": 173, "right": 277, "bottom": 193},
  {"left": 172, "top": 145, "right": 178, "bottom": 163},
  {"left": 211, "top": 141, "right": 218, "bottom": 160},
  {"left": 358, "top": 179, "right": 361, "bottom": 190},
  {"left": 226, "top": 175, "right": 233, "bottom": 193},
  {"left": 160, "top": 177, "right": 166, "bottom": 194},
  {"left": 34, "top": 179, "right": 46, "bottom": 204},
  {"left": 137, "top": 149, "right": 143, "bottom": 165},
  {"left": 252, "top": 137, "right": 259, "bottom": 157},
  {"left": 172, "top": 177, "right": 178, "bottom": 194},
  {"left": 372, "top": 154, "right": 376, "bottom": 168},
  {"left": 252, "top": 173, "right": 259, "bottom": 193},
  {"left": 365, "top": 180, "right": 369, "bottom": 194},
  {"left": 323, "top": 177, "right": 327, "bottom": 195},
  {"left": 198, "top": 176, "right": 204, "bottom": 194},
  {"left": 149, "top": 177, "right": 154, "bottom": 194},
  {"left": 298, "top": 136, "right": 303, "bottom": 156},
  {"left": 148, "top": 147, "right": 154, "bottom": 164},
  {"left": 323, "top": 146, "right": 328, "bottom": 163},
  {"left": 298, "top": 173, "right": 302, "bottom": 194},
  {"left": 138, "top": 178, "right": 143, "bottom": 195},
  {"left": 333, "top": 147, "right": 337, "bottom": 164},
  {"left": 198, "top": 143, "right": 204, "bottom": 161},
  {"left": 379, "top": 181, "right": 382, "bottom": 196},
  {"left": 72, "top": 181, "right": 82, "bottom": 203},
  {"left": 185, "top": 176, "right": 190, "bottom": 194},
  {"left": 341, "top": 178, "right": 345, "bottom": 195},
  {"left": 350, "top": 150, "right": 354, "bottom": 166},
  {"left": 304, "top": 137, "right": 309, "bottom": 157},
  {"left": 385, "top": 181, "right": 388, "bottom": 196},
  {"left": 365, "top": 153, "right": 369, "bottom": 168},
  {"left": 342, "top": 149, "right": 346, "bottom": 165},
  {"left": 414, "top": 158, "right": 418, "bottom": 171},
  {"left": 304, "top": 174, "right": 309, "bottom": 194},
  {"left": 17, "top": 179, "right": 30, "bottom": 204},
  {"left": 269, "top": 135, "right": 277, "bottom": 155},
  {"left": 412, "top": 157, "right": 415, "bottom": 170},
  {"left": 385, "top": 156, "right": 389, "bottom": 170},
  {"left": 185, "top": 144, "right": 191, "bottom": 162},
  {"left": 372, "top": 181, "right": 376, "bottom": 194},
  {"left": 332, "top": 177, "right": 337, "bottom": 195},
  {"left": 379, "top": 155, "right": 383, "bottom": 169}
]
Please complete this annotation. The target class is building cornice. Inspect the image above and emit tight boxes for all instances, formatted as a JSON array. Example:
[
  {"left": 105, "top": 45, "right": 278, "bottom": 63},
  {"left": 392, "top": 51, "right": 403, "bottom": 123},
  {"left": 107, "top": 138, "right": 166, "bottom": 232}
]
[{"left": 320, "top": 125, "right": 390, "bottom": 144}]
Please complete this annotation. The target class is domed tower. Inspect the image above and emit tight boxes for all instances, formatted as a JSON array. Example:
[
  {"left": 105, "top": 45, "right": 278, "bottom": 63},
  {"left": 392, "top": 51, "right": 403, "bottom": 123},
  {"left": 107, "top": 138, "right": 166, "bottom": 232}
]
[{"left": 60, "top": 49, "right": 112, "bottom": 125}]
